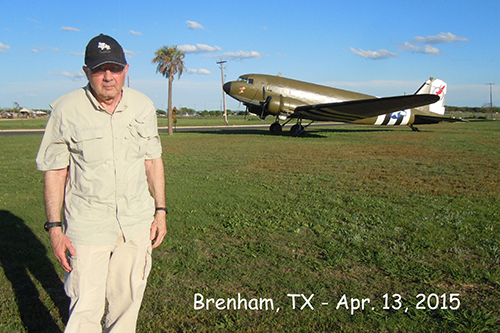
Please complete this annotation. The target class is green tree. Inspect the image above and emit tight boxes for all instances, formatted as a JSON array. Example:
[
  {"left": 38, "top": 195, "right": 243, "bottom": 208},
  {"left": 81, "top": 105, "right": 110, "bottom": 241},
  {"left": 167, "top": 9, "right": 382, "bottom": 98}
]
[{"left": 152, "top": 46, "right": 186, "bottom": 135}]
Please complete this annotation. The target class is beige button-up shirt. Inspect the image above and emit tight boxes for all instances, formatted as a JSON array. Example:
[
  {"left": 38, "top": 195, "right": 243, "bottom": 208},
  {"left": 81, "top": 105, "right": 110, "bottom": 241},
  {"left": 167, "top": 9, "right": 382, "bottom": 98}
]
[{"left": 36, "top": 85, "right": 162, "bottom": 245}]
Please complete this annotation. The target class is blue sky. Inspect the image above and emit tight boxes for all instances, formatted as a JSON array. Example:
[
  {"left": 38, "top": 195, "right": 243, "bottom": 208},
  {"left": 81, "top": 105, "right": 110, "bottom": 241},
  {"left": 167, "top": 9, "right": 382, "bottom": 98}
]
[{"left": 1, "top": 0, "right": 499, "bottom": 111}]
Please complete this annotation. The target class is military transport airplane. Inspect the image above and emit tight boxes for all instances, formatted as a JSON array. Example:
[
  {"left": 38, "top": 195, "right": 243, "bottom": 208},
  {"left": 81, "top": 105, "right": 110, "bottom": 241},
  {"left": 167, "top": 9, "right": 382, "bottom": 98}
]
[{"left": 223, "top": 74, "right": 463, "bottom": 136}]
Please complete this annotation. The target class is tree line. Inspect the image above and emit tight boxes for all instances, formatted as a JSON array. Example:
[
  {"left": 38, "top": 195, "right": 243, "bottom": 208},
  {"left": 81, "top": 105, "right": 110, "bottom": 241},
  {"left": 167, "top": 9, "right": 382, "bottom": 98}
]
[
  {"left": 446, "top": 105, "right": 499, "bottom": 113},
  {"left": 155, "top": 107, "right": 248, "bottom": 117}
]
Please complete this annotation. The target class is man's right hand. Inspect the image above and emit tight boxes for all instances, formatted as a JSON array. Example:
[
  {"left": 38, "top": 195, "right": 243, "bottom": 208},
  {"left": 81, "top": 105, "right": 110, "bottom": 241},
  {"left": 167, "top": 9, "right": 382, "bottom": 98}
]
[{"left": 49, "top": 227, "right": 77, "bottom": 273}]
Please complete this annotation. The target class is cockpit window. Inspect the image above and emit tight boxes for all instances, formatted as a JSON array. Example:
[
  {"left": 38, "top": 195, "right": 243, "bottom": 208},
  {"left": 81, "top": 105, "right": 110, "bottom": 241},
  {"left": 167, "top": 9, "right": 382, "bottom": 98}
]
[{"left": 237, "top": 77, "right": 254, "bottom": 84}]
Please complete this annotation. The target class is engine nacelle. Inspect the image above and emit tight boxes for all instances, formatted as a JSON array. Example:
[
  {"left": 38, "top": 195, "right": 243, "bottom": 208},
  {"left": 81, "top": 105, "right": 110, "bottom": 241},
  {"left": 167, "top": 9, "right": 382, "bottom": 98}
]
[
  {"left": 246, "top": 95, "right": 304, "bottom": 119},
  {"left": 267, "top": 95, "right": 303, "bottom": 114}
]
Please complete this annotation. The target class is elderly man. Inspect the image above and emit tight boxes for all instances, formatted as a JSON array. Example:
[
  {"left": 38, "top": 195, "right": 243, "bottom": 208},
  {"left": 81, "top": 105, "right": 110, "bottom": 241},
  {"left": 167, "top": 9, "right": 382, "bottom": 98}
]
[{"left": 36, "top": 34, "right": 167, "bottom": 333}]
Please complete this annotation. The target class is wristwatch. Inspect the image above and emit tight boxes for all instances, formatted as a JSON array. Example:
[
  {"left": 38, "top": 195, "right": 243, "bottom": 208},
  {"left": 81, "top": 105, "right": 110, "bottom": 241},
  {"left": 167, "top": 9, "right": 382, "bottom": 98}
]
[
  {"left": 44, "top": 222, "right": 63, "bottom": 231},
  {"left": 155, "top": 207, "right": 168, "bottom": 214}
]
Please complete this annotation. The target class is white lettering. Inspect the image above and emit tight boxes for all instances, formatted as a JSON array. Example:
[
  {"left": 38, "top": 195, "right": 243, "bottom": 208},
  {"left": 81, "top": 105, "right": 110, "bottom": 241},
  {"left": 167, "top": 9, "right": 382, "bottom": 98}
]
[
  {"left": 193, "top": 293, "right": 274, "bottom": 311},
  {"left": 336, "top": 294, "right": 349, "bottom": 310},
  {"left": 335, "top": 294, "right": 371, "bottom": 315},
  {"left": 194, "top": 293, "right": 204, "bottom": 310}
]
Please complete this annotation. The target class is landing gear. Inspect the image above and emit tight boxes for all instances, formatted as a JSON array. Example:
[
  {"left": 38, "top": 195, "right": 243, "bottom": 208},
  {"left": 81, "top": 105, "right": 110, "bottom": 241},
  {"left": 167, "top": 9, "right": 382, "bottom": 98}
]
[
  {"left": 410, "top": 124, "right": 420, "bottom": 132},
  {"left": 267, "top": 116, "right": 312, "bottom": 137},
  {"left": 269, "top": 114, "right": 290, "bottom": 134},
  {"left": 269, "top": 122, "right": 283, "bottom": 134},
  {"left": 290, "top": 124, "right": 305, "bottom": 137}
]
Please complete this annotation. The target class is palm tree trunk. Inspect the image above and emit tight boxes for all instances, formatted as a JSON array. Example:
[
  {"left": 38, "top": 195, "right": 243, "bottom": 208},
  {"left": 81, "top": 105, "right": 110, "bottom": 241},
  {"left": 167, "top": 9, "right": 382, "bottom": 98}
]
[{"left": 168, "top": 73, "right": 174, "bottom": 136}]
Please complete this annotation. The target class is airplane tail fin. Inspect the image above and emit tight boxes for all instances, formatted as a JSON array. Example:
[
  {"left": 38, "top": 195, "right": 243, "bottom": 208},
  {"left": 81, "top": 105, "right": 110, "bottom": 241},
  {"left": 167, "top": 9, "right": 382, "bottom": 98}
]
[{"left": 415, "top": 77, "right": 447, "bottom": 115}]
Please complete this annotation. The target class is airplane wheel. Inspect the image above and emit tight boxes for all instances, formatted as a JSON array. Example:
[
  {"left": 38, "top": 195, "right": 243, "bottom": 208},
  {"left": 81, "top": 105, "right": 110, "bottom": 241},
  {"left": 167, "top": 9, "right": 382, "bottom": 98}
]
[
  {"left": 290, "top": 124, "right": 304, "bottom": 137},
  {"left": 269, "top": 122, "right": 282, "bottom": 134}
]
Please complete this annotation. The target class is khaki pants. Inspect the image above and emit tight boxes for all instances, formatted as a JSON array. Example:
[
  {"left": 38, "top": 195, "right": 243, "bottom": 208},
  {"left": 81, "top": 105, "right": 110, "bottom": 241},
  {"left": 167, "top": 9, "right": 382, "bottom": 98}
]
[{"left": 64, "top": 229, "right": 152, "bottom": 333}]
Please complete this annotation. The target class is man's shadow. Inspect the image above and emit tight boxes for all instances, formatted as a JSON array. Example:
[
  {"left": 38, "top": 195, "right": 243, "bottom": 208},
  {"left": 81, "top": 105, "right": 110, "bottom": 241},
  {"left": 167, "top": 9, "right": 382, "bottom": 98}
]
[{"left": 0, "top": 210, "right": 68, "bottom": 333}]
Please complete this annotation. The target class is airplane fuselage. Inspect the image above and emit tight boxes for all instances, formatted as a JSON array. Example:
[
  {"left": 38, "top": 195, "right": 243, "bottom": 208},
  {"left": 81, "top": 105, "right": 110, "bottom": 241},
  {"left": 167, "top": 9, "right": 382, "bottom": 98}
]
[
  {"left": 223, "top": 73, "right": 454, "bottom": 135},
  {"left": 223, "top": 74, "right": 421, "bottom": 126}
]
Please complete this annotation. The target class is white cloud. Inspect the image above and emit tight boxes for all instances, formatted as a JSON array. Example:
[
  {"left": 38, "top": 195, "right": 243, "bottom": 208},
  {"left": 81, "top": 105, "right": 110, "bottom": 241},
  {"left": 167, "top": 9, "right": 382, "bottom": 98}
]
[
  {"left": 129, "top": 30, "right": 142, "bottom": 36},
  {"left": 61, "top": 26, "right": 81, "bottom": 32},
  {"left": 179, "top": 43, "right": 221, "bottom": 54},
  {"left": 31, "top": 46, "right": 60, "bottom": 53},
  {"left": 414, "top": 32, "right": 468, "bottom": 44},
  {"left": 187, "top": 68, "right": 211, "bottom": 75},
  {"left": 423, "top": 45, "right": 441, "bottom": 55},
  {"left": 48, "top": 70, "right": 86, "bottom": 81},
  {"left": 398, "top": 42, "right": 421, "bottom": 53},
  {"left": 398, "top": 42, "right": 442, "bottom": 55},
  {"left": 186, "top": 21, "right": 204, "bottom": 30},
  {"left": 124, "top": 49, "right": 135, "bottom": 57},
  {"left": 350, "top": 47, "right": 397, "bottom": 60},
  {"left": 0, "top": 42, "right": 11, "bottom": 52},
  {"left": 209, "top": 50, "right": 262, "bottom": 61}
]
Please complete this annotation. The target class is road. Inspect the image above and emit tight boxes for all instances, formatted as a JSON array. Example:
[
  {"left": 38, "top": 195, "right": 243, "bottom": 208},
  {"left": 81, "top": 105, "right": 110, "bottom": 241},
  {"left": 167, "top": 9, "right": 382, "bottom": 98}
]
[{"left": 0, "top": 122, "right": 346, "bottom": 136}]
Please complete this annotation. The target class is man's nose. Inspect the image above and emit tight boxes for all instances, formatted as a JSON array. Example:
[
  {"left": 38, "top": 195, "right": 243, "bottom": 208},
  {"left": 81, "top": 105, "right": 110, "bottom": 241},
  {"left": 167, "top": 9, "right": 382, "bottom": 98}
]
[{"left": 103, "top": 70, "right": 114, "bottom": 80}]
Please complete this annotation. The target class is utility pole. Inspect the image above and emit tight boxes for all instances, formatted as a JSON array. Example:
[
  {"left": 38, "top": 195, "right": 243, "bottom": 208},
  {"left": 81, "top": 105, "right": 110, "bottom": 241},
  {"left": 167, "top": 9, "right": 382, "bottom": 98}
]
[
  {"left": 217, "top": 59, "right": 228, "bottom": 125},
  {"left": 487, "top": 83, "right": 495, "bottom": 119}
]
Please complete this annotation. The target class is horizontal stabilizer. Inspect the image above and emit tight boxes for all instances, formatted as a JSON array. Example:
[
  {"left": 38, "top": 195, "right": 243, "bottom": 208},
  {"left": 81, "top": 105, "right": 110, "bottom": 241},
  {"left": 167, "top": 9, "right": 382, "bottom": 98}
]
[{"left": 413, "top": 114, "right": 467, "bottom": 125}]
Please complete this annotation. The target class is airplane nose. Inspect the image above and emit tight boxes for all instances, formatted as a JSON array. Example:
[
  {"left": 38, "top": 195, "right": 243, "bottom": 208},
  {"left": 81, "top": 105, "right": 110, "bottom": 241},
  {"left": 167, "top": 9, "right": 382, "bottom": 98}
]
[{"left": 223, "top": 82, "right": 231, "bottom": 94}]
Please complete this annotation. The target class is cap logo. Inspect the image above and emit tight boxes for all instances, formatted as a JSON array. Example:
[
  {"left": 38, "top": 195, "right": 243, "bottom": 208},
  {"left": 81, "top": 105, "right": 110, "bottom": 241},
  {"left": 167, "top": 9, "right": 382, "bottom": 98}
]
[{"left": 98, "top": 42, "right": 111, "bottom": 52}]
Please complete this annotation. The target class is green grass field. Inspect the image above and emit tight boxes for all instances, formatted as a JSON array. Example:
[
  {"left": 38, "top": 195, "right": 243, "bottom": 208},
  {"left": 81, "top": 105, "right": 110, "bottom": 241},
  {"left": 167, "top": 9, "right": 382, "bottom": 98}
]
[
  {"left": 0, "top": 115, "right": 274, "bottom": 131},
  {"left": 0, "top": 121, "right": 499, "bottom": 332}
]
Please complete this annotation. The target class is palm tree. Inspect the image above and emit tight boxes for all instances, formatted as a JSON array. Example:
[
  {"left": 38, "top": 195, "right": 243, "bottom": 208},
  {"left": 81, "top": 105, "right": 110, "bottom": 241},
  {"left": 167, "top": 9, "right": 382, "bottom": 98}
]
[{"left": 152, "top": 46, "right": 186, "bottom": 135}]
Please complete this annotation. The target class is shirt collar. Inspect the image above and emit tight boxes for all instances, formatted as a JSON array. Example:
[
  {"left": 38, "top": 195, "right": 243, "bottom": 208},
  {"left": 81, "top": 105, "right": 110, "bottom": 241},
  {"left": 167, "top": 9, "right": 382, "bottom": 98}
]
[{"left": 84, "top": 84, "right": 128, "bottom": 114}]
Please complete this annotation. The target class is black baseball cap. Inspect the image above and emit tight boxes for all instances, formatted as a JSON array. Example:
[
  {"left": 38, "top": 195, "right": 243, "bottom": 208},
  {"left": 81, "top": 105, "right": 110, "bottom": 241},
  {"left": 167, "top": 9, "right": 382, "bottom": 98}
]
[{"left": 85, "top": 34, "right": 127, "bottom": 70}]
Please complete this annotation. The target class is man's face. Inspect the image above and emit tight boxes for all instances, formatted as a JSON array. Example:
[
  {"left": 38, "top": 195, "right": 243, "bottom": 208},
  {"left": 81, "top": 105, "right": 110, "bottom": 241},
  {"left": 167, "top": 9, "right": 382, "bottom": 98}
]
[{"left": 84, "top": 63, "right": 129, "bottom": 103}]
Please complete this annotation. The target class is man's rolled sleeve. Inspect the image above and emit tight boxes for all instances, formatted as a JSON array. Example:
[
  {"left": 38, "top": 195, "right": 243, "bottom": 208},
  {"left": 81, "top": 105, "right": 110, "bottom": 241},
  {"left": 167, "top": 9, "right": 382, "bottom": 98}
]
[
  {"left": 144, "top": 109, "right": 162, "bottom": 160},
  {"left": 145, "top": 135, "right": 162, "bottom": 160},
  {"left": 36, "top": 111, "right": 70, "bottom": 171}
]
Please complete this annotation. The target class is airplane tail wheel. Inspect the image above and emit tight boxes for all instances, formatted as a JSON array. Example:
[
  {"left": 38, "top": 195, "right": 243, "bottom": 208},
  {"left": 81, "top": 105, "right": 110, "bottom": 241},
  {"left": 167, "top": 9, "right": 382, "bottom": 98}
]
[
  {"left": 290, "top": 124, "right": 305, "bottom": 137},
  {"left": 269, "top": 122, "right": 282, "bottom": 134}
]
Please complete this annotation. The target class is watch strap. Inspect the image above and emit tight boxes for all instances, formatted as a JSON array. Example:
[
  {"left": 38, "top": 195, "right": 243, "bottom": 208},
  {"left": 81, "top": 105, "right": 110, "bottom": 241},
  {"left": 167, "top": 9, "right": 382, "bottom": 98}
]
[
  {"left": 155, "top": 207, "right": 168, "bottom": 214},
  {"left": 44, "top": 222, "right": 62, "bottom": 231}
]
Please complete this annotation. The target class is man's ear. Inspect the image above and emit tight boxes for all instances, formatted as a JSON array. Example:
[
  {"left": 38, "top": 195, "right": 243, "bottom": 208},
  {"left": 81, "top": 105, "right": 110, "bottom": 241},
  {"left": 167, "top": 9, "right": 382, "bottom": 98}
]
[{"left": 82, "top": 66, "right": 91, "bottom": 80}]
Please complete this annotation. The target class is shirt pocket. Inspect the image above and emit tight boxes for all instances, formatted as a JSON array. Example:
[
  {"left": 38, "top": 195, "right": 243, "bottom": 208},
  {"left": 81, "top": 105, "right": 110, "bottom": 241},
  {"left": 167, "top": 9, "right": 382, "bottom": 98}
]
[
  {"left": 70, "top": 127, "right": 107, "bottom": 163},
  {"left": 126, "top": 120, "right": 151, "bottom": 158}
]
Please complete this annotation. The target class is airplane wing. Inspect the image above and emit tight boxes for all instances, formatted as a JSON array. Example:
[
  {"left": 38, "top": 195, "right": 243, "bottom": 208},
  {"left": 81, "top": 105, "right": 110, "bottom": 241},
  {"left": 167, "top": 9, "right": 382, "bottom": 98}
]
[{"left": 292, "top": 94, "right": 440, "bottom": 122}]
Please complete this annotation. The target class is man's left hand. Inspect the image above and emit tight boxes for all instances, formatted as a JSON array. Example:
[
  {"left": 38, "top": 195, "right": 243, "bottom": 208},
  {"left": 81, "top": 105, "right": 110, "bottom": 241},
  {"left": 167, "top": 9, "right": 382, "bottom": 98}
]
[{"left": 150, "top": 211, "right": 167, "bottom": 248}]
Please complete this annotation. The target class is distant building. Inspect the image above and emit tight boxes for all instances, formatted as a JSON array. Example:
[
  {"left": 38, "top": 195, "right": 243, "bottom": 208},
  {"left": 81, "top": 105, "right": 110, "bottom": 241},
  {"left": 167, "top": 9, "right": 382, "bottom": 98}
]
[
  {"left": 19, "top": 108, "right": 33, "bottom": 118},
  {"left": 19, "top": 108, "right": 47, "bottom": 118}
]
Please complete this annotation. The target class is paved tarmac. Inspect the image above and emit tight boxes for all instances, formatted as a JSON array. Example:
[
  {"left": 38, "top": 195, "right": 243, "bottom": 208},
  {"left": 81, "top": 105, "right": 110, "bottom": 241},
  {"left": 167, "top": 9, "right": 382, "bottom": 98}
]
[{"left": 0, "top": 122, "right": 345, "bottom": 136}]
